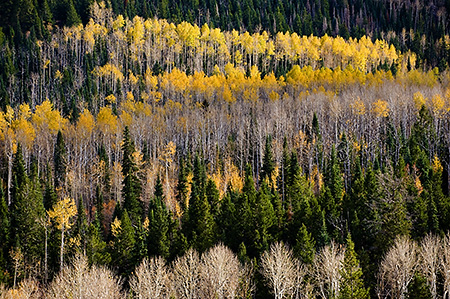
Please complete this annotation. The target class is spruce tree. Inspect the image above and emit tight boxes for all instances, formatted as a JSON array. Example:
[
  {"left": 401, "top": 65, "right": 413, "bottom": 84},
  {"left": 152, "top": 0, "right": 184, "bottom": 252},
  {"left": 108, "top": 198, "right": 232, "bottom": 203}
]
[
  {"left": 86, "top": 212, "right": 110, "bottom": 265},
  {"left": 11, "top": 144, "right": 45, "bottom": 266},
  {"left": 339, "top": 233, "right": 369, "bottom": 299},
  {"left": 121, "top": 126, "right": 143, "bottom": 223},
  {"left": 294, "top": 224, "right": 315, "bottom": 264},
  {"left": 148, "top": 175, "right": 171, "bottom": 259},
  {"left": 260, "top": 135, "right": 275, "bottom": 186},
  {"left": 184, "top": 156, "right": 215, "bottom": 252},
  {"left": 113, "top": 209, "right": 136, "bottom": 277},
  {"left": 54, "top": 130, "right": 66, "bottom": 190}
]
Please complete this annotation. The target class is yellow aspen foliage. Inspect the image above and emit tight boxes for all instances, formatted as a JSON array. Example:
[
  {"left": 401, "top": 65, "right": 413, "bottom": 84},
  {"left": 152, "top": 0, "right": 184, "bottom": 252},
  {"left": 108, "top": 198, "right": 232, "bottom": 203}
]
[
  {"left": 372, "top": 99, "right": 389, "bottom": 117},
  {"left": 13, "top": 118, "right": 36, "bottom": 150},
  {"left": 47, "top": 197, "right": 77, "bottom": 230},
  {"left": 128, "top": 70, "right": 139, "bottom": 86},
  {"left": 159, "top": 141, "right": 176, "bottom": 164},
  {"left": 269, "top": 90, "right": 280, "bottom": 102},
  {"left": 415, "top": 176, "right": 423, "bottom": 195},
  {"left": 431, "top": 94, "right": 445, "bottom": 118},
  {"left": 128, "top": 16, "right": 145, "bottom": 45},
  {"left": 32, "top": 100, "right": 67, "bottom": 134},
  {"left": 432, "top": 155, "right": 443, "bottom": 173},
  {"left": 97, "top": 106, "right": 119, "bottom": 135},
  {"left": 413, "top": 92, "right": 427, "bottom": 110},
  {"left": 111, "top": 217, "right": 121, "bottom": 237},
  {"left": 112, "top": 15, "right": 125, "bottom": 31},
  {"left": 126, "top": 91, "right": 135, "bottom": 101},
  {"left": 351, "top": 97, "right": 366, "bottom": 115},
  {"left": 105, "top": 94, "right": 117, "bottom": 105},
  {"left": 222, "top": 85, "right": 235, "bottom": 104},
  {"left": 93, "top": 63, "right": 124, "bottom": 82},
  {"left": 224, "top": 158, "right": 243, "bottom": 192}
]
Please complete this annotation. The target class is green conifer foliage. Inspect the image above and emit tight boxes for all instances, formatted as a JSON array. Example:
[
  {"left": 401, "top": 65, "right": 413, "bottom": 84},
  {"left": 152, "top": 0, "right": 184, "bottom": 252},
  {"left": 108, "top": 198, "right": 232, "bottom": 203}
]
[
  {"left": 148, "top": 175, "right": 171, "bottom": 259},
  {"left": 338, "top": 233, "right": 369, "bottom": 299},
  {"left": 54, "top": 130, "right": 67, "bottom": 190},
  {"left": 121, "top": 126, "right": 143, "bottom": 223}
]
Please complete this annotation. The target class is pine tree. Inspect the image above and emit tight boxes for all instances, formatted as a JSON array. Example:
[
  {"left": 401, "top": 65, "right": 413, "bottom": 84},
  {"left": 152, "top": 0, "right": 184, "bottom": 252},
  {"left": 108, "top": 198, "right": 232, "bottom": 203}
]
[
  {"left": 338, "top": 233, "right": 369, "bottom": 299},
  {"left": 148, "top": 175, "right": 171, "bottom": 259},
  {"left": 254, "top": 182, "right": 275, "bottom": 254},
  {"left": 54, "top": 130, "right": 67, "bottom": 190},
  {"left": 121, "top": 126, "right": 143, "bottom": 223},
  {"left": 176, "top": 156, "right": 189, "bottom": 212},
  {"left": 86, "top": 212, "right": 110, "bottom": 265},
  {"left": 294, "top": 224, "right": 315, "bottom": 264},
  {"left": 11, "top": 144, "right": 45, "bottom": 267},
  {"left": 112, "top": 209, "right": 136, "bottom": 277},
  {"left": 260, "top": 135, "right": 275, "bottom": 186},
  {"left": 184, "top": 156, "right": 215, "bottom": 252}
]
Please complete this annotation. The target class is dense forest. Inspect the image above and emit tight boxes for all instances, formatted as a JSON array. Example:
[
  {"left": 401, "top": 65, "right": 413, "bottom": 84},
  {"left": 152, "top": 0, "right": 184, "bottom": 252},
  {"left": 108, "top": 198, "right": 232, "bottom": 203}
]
[{"left": 1, "top": 0, "right": 450, "bottom": 298}]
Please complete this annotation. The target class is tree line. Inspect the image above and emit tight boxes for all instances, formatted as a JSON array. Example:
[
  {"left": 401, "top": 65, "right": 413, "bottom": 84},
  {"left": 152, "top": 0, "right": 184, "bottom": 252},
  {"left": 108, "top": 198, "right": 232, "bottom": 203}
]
[{"left": 1, "top": 0, "right": 450, "bottom": 69}]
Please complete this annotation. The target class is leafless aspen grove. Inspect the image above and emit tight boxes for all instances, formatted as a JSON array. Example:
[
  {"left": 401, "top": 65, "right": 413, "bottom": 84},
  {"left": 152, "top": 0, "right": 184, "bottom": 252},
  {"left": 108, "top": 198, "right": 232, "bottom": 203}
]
[{"left": 0, "top": 234, "right": 449, "bottom": 298}]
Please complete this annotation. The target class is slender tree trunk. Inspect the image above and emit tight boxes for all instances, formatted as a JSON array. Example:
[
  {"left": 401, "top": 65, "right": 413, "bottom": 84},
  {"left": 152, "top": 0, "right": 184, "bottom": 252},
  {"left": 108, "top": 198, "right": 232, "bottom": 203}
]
[{"left": 60, "top": 224, "right": 65, "bottom": 270}]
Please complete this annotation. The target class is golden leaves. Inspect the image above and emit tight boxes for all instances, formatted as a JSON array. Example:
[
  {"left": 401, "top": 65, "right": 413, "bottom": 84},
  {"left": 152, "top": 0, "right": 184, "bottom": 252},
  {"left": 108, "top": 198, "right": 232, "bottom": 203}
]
[
  {"left": 372, "top": 99, "right": 389, "bottom": 118},
  {"left": 47, "top": 197, "right": 77, "bottom": 230}
]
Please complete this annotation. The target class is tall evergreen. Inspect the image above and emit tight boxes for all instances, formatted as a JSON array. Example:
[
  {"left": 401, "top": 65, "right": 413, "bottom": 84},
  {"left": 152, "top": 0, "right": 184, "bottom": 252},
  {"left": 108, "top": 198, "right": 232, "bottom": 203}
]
[
  {"left": 147, "top": 175, "right": 171, "bottom": 259},
  {"left": 339, "top": 233, "right": 369, "bottom": 299},
  {"left": 183, "top": 156, "right": 215, "bottom": 252},
  {"left": 121, "top": 126, "right": 143, "bottom": 223},
  {"left": 11, "top": 144, "right": 45, "bottom": 267},
  {"left": 112, "top": 209, "right": 136, "bottom": 277},
  {"left": 54, "top": 130, "right": 67, "bottom": 190},
  {"left": 260, "top": 135, "right": 275, "bottom": 186}
]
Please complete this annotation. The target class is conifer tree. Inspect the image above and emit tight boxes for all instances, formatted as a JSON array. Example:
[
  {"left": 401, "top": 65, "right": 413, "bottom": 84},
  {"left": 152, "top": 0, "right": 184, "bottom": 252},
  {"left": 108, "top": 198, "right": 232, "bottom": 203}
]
[
  {"left": 176, "top": 156, "right": 189, "bottom": 212},
  {"left": 184, "top": 156, "right": 215, "bottom": 252},
  {"left": 338, "top": 233, "right": 369, "bottom": 299},
  {"left": 148, "top": 175, "right": 171, "bottom": 259},
  {"left": 54, "top": 130, "right": 67, "bottom": 190},
  {"left": 254, "top": 182, "right": 275, "bottom": 254},
  {"left": 121, "top": 126, "right": 143, "bottom": 223},
  {"left": 294, "top": 223, "right": 315, "bottom": 264},
  {"left": 112, "top": 209, "right": 136, "bottom": 277},
  {"left": 86, "top": 212, "right": 110, "bottom": 265},
  {"left": 11, "top": 144, "right": 45, "bottom": 267},
  {"left": 260, "top": 135, "right": 275, "bottom": 186}
]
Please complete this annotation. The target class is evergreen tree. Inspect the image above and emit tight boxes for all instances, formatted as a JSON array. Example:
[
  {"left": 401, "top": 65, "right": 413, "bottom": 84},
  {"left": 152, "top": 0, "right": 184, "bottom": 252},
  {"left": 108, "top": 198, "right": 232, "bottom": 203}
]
[
  {"left": 338, "top": 233, "right": 369, "bottom": 299},
  {"left": 147, "top": 175, "right": 171, "bottom": 259},
  {"left": 406, "top": 273, "right": 432, "bottom": 299},
  {"left": 254, "top": 182, "right": 275, "bottom": 254},
  {"left": 86, "top": 212, "right": 110, "bottom": 265},
  {"left": 260, "top": 135, "right": 275, "bottom": 186},
  {"left": 112, "top": 209, "right": 136, "bottom": 277},
  {"left": 10, "top": 144, "right": 45, "bottom": 266},
  {"left": 54, "top": 130, "right": 67, "bottom": 190},
  {"left": 176, "top": 156, "right": 189, "bottom": 212},
  {"left": 121, "top": 126, "right": 143, "bottom": 223},
  {"left": 184, "top": 156, "right": 215, "bottom": 252},
  {"left": 294, "top": 224, "right": 315, "bottom": 264}
]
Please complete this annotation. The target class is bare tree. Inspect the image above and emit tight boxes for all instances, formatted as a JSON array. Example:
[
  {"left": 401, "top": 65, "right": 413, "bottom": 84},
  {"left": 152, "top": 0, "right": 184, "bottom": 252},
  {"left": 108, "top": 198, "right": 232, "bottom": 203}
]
[
  {"left": 260, "top": 242, "right": 299, "bottom": 299},
  {"left": 172, "top": 248, "right": 201, "bottom": 299},
  {"left": 311, "top": 241, "right": 345, "bottom": 299},
  {"left": 442, "top": 232, "right": 450, "bottom": 299},
  {"left": 130, "top": 256, "right": 172, "bottom": 299},
  {"left": 418, "top": 234, "right": 441, "bottom": 299},
  {"left": 378, "top": 235, "right": 418, "bottom": 299},
  {"left": 47, "top": 254, "right": 124, "bottom": 299},
  {"left": 199, "top": 243, "right": 243, "bottom": 299}
]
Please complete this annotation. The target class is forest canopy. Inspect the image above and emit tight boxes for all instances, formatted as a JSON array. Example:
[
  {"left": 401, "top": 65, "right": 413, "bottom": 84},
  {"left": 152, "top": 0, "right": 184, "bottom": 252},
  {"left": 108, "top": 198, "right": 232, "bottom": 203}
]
[{"left": 1, "top": 1, "right": 450, "bottom": 298}]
